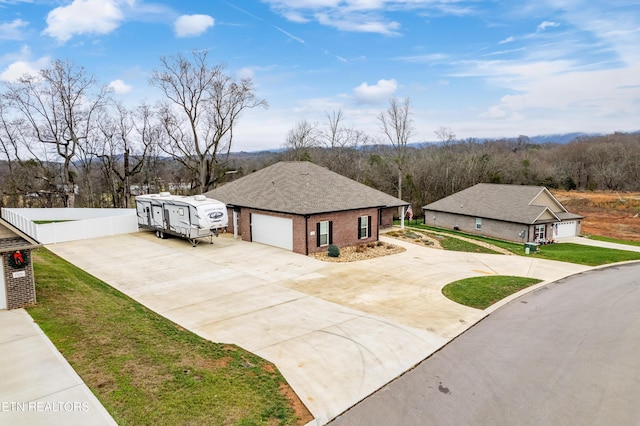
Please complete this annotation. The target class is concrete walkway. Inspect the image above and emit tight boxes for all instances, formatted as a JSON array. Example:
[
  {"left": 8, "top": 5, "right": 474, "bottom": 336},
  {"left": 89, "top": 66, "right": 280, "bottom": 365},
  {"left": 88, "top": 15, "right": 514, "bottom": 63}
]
[
  {"left": 560, "top": 235, "right": 640, "bottom": 252},
  {"left": 46, "top": 232, "right": 589, "bottom": 425},
  {"left": 0, "top": 309, "right": 116, "bottom": 426}
]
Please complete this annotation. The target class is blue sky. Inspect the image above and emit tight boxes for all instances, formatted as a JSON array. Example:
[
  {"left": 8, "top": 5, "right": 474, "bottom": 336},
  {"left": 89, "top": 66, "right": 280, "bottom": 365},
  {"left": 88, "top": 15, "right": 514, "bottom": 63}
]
[{"left": 1, "top": 0, "right": 639, "bottom": 151}]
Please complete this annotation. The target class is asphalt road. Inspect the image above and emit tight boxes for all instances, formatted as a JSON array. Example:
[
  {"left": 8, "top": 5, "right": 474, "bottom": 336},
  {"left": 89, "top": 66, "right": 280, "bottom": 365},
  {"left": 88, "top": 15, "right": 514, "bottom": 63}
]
[{"left": 330, "top": 262, "right": 640, "bottom": 426}]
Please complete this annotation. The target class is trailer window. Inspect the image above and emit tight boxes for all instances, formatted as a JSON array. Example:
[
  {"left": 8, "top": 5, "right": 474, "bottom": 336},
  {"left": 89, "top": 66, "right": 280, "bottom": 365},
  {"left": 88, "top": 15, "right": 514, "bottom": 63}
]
[{"left": 178, "top": 208, "right": 185, "bottom": 216}]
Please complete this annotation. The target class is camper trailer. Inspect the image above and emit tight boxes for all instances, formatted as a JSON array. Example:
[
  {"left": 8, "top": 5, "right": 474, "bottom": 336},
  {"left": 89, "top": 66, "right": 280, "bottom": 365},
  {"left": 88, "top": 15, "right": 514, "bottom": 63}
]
[{"left": 135, "top": 193, "right": 228, "bottom": 246}]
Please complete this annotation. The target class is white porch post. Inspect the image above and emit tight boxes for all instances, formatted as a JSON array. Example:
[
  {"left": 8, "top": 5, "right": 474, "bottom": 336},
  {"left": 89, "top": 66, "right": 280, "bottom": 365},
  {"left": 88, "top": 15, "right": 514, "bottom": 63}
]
[
  {"left": 400, "top": 206, "right": 405, "bottom": 230},
  {"left": 233, "top": 210, "right": 238, "bottom": 239}
]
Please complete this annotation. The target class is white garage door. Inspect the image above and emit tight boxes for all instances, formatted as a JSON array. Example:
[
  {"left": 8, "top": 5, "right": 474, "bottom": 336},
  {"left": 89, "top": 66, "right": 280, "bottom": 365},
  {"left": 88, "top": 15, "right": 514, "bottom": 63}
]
[
  {"left": 251, "top": 214, "right": 293, "bottom": 251},
  {"left": 554, "top": 221, "right": 577, "bottom": 238}
]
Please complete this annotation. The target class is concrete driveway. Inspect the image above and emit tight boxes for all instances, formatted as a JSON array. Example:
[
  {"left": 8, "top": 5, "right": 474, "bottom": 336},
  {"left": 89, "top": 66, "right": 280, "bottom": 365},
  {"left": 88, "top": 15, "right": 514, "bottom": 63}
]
[
  {"left": 47, "top": 232, "right": 589, "bottom": 424},
  {"left": 329, "top": 262, "right": 640, "bottom": 426}
]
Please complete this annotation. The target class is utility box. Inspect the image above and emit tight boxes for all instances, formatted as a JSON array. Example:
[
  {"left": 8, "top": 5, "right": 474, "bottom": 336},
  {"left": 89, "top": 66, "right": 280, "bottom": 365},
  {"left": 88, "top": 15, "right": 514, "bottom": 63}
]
[{"left": 524, "top": 242, "right": 539, "bottom": 254}]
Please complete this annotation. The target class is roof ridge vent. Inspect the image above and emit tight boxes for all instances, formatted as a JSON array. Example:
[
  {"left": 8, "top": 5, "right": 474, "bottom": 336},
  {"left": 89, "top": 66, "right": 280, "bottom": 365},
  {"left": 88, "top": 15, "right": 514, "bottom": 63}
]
[{"left": 194, "top": 195, "right": 207, "bottom": 201}]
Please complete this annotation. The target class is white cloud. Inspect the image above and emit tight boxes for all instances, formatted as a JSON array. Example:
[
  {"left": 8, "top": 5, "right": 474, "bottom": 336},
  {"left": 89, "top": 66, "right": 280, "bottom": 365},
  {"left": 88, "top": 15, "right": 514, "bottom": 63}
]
[
  {"left": 0, "top": 57, "right": 50, "bottom": 82},
  {"left": 43, "top": 0, "right": 125, "bottom": 43},
  {"left": 316, "top": 11, "right": 400, "bottom": 35},
  {"left": 537, "top": 21, "right": 560, "bottom": 32},
  {"left": 0, "top": 19, "right": 29, "bottom": 40},
  {"left": 174, "top": 14, "right": 214, "bottom": 37},
  {"left": 108, "top": 79, "right": 132, "bottom": 94},
  {"left": 499, "top": 36, "right": 515, "bottom": 44},
  {"left": 353, "top": 79, "right": 397, "bottom": 104}
]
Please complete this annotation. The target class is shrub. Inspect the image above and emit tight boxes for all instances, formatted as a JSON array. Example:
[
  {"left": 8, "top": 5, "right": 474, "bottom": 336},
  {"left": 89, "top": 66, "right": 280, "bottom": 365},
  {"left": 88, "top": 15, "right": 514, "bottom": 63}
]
[
  {"left": 327, "top": 244, "right": 340, "bottom": 257},
  {"left": 376, "top": 241, "right": 385, "bottom": 247},
  {"left": 367, "top": 242, "right": 376, "bottom": 248},
  {"left": 355, "top": 244, "right": 366, "bottom": 253}
]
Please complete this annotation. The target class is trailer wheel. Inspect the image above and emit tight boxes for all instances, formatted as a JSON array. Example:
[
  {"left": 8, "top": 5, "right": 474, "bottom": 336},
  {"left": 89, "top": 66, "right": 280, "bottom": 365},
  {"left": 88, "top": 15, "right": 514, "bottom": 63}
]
[
  {"left": 159, "top": 231, "right": 165, "bottom": 239},
  {"left": 155, "top": 230, "right": 160, "bottom": 238}
]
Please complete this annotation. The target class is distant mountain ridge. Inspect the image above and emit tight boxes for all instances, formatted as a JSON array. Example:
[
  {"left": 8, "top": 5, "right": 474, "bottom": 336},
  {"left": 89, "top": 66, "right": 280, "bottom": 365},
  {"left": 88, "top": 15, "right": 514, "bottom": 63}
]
[{"left": 231, "top": 130, "right": 640, "bottom": 155}]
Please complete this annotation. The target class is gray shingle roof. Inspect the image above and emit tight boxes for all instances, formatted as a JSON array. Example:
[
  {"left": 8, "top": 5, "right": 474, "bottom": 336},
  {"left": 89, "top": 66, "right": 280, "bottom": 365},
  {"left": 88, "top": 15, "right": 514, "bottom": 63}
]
[
  {"left": 205, "top": 161, "right": 408, "bottom": 215},
  {"left": 423, "top": 183, "right": 583, "bottom": 224}
]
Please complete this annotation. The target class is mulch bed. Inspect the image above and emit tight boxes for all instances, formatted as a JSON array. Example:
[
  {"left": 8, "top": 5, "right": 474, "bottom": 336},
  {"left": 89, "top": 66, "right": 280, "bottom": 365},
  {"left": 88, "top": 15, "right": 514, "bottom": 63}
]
[{"left": 310, "top": 241, "right": 405, "bottom": 262}]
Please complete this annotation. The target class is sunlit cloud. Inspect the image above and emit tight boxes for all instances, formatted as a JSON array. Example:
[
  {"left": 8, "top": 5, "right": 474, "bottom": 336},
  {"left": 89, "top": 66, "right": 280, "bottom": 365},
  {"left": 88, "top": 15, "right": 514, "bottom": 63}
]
[
  {"left": 174, "top": 14, "right": 214, "bottom": 37},
  {"left": 353, "top": 79, "right": 398, "bottom": 104},
  {"left": 108, "top": 78, "right": 132, "bottom": 94},
  {"left": 0, "top": 19, "right": 29, "bottom": 40}
]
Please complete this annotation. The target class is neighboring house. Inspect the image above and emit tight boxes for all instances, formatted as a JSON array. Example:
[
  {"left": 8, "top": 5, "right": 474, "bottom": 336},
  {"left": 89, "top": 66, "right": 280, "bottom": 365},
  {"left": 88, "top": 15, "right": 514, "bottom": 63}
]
[
  {"left": 1, "top": 219, "right": 40, "bottom": 310},
  {"left": 422, "top": 183, "right": 583, "bottom": 243},
  {"left": 205, "top": 161, "right": 408, "bottom": 254}
]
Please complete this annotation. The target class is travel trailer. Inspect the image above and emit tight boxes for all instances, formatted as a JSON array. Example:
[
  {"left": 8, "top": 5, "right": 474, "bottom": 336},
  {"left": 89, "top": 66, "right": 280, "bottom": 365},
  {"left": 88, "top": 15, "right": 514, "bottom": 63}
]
[{"left": 135, "top": 193, "right": 228, "bottom": 246}]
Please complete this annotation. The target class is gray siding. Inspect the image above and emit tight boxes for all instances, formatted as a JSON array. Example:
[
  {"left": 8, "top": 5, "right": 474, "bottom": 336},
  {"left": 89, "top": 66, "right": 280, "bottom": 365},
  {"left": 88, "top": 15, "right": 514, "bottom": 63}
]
[{"left": 425, "top": 210, "right": 530, "bottom": 242}]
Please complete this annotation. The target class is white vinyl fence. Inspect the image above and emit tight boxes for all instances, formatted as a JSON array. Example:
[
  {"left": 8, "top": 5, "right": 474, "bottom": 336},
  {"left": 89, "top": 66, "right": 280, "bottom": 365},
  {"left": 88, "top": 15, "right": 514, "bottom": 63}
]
[{"left": 1, "top": 208, "right": 138, "bottom": 244}]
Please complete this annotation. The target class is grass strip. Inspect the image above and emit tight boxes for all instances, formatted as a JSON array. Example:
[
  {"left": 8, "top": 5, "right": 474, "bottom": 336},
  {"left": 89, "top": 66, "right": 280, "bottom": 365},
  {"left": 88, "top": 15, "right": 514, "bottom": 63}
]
[
  {"left": 27, "top": 248, "right": 307, "bottom": 426},
  {"left": 387, "top": 229, "right": 499, "bottom": 254},
  {"left": 396, "top": 222, "right": 640, "bottom": 266},
  {"left": 525, "top": 242, "right": 640, "bottom": 266},
  {"left": 437, "top": 236, "right": 499, "bottom": 254},
  {"left": 588, "top": 235, "right": 640, "bottom": 247},
  {"left": 442, "top": 276, "right": 542, "bottom": 310}
]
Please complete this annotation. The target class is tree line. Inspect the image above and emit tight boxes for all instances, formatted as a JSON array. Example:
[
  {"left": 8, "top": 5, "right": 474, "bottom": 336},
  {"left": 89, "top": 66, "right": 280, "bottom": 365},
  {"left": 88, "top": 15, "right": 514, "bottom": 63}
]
[
  {"left": 1, "top": 52, "right": 639, "bottom": 212},
  {"left": 0, "top": 50, "right": 265, "bottom": 208}
]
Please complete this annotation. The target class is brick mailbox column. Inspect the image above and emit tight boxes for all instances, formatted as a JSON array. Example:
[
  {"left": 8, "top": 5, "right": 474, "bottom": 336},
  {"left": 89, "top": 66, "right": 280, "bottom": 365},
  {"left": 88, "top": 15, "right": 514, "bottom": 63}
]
[{"left": 3, "top": 249, "right": 36, "bottom": 309}]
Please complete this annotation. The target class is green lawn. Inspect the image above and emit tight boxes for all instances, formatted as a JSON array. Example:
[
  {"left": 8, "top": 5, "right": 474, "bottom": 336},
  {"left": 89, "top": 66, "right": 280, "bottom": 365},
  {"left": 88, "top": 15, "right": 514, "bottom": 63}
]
[
  {"left": 437, "top": 235, "right": 499, "bottom": 254},
  {"left": 442, "top": 276, "right": 542, "bottom": 310},
  {"left": 526, "top": 242, "right": 640, "bottom": 266},
  {"left": 33, "top": 220, "right": 73, "bottom": 224},
  {"left": 588, "top": 235, "right": 640, "bottom": 247},
  {"left": 28, "top": 248, "right": 308, "bottom": 426},
  {"left": 388, "top": 228, "right": 499, "bottom": 254},
  {"left": 396, "top": 222, "right": 640, "bottom": 266}
]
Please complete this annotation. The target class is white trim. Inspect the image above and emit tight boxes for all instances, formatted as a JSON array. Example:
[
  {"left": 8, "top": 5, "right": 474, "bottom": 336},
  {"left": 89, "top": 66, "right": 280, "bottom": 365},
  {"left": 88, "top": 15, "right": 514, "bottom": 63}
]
[
  {"left": 0, "top": 261, "right": 6, "bottom": 310},
  {"left": 359, "top": 215, "right": 369, "bottom": 239},
  {"left": 319, "top": 221, "right": 329, "bottom": 247},
  {"left": 532, "top": 206, "right": 561, "bottom": 223}
]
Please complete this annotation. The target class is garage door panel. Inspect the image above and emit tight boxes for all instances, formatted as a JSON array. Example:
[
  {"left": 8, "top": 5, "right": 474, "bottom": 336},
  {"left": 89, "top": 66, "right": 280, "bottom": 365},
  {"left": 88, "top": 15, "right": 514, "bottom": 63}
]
[
  {"left": 554, "top": 221, "right": 577, "bottom": 238},
  {"left": 252, "top": 214, "right": 293, "bottom": 251}
]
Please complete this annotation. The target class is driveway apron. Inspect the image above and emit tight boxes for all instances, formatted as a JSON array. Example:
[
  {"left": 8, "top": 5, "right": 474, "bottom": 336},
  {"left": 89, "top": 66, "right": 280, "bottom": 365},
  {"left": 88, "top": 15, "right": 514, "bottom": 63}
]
[{"left": 46, "top": 232, "right": 588, "bottom": 424}]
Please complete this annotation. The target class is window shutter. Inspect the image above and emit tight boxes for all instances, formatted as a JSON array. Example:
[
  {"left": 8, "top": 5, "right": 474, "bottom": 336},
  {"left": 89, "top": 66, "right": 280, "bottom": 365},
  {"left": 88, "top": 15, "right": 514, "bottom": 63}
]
[
  {"left": 329, "top": 221, "right": 333, "bottom": 244},
  {"left": 316, "top": 222, "right": 321, "bottom": 247},
  {"left": 368, "top": 215, "right": 372, "bottom": 238},
  {"left": 357, "top": 217, "right": 362, "bottom": 239}
]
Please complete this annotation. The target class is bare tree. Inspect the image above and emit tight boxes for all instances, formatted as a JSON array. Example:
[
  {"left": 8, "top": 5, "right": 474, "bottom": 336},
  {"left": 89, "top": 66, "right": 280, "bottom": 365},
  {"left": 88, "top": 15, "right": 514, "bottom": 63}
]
[
  {"left": 318, "top": 109, "right": 369, "bottom": 178},
  {"left": 95, "top": 102, "right": 156, "bottom": 207},
  {"left": 434, "top": 126, "right": 456, "bottom": 145},
  {"left": 283, "top": 119, "right": 318, "bottom": 161},
  {"left": 378, "top": 97, "right": 416, "bottom": 202},
  {"left": 4, "top": 59, "right": 109, "bottom": 207},
  {"left": 150, "top": 50, "right": 267, "bottom": 193}
]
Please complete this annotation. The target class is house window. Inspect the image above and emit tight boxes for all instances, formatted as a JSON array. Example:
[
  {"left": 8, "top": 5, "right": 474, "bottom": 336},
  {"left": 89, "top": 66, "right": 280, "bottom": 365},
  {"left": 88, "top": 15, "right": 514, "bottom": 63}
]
[
  {"left": 476, "top": 218, "right": 482, "bottom": 230},
  {"left": 317, "top": 221, "right": 332, "bottom": 247},
  {"left": 358, "top": 215, "right": 371, "bottom": 239}
]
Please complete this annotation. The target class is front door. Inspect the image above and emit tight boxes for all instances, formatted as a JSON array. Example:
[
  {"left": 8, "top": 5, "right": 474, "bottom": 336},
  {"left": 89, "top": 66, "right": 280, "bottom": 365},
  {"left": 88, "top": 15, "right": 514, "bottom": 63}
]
[{"left": 534, "top": 224, "right": 546, "bottom": 241}]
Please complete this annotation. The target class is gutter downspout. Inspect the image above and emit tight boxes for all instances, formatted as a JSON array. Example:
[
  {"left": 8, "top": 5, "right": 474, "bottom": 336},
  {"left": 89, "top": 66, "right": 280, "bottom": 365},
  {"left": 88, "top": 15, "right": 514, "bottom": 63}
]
[{"left": 400, "top": 206, "right": 406, "bottom": 230}]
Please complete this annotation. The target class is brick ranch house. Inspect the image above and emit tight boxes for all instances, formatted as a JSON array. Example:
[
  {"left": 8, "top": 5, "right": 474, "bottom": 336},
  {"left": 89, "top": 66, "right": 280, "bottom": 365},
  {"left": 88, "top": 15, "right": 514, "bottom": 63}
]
[
  {"left": 1, "top": 218, "right": 40, "bottom": 310},
  {"left": 422, "top": 183, "right": 583, "bottom": 243},
  {"left": 205, "top": 161, "right": 408, "bottom": 255}
]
